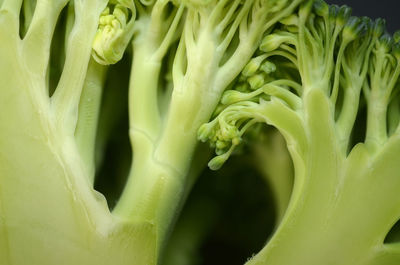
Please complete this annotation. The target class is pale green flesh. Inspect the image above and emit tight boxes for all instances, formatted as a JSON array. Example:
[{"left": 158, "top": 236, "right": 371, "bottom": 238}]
[
  {"left": 0, "top": 0, "right": 268, "bottom": 263},
  {"left": 246, "top": 89, "right": 400, "bottom": 265},
  {"left": 0, "top": 6, "right": 157, "bottom": 264},
  {"left": 3, "top": 0, "right": 400, "bottom": 264},
  {"left": 0, "top": 2, "right": 160, "bottom": 264}
]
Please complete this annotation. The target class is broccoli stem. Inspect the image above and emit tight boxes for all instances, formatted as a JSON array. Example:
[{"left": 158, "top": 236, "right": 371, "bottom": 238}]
[
  {"left": 366, "top": 95, "right": 388, "bottom": 150},
  {"left": 113, "top": 16, "right": 224, "bottom": 256},
  {"left": 336, "top": 82, "right": 362, "bottom": 152},
  {"left": 113, "top": 130, "right": 184, "bottom": 259},
  {"left": 128, "top": 45, "right": 162, "bottom": 139},
  {"left": 113, "top": 54, "right": 221, "bottom": 259},
  {"left": 75, "top": 59, "right": 107, "bottom": 182},
  {"left": 248, "top": 89, "right": 400, "bottom": 265}
]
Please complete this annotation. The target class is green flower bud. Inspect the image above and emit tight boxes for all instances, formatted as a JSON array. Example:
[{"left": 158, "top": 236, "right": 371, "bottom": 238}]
[
  {"left": 198, "top": 123, "right": 215, "bottom": 142},
  {"left": 378, "top": 34, "right": 393, "bottom": 53},
  {"left": 232, "top": 137, "right": 241, "bottom": 146},
  {"left": 216, "top": 140, "right": 229, "bottom": 151},
  {"left": 313, "top": 0, "right": 329, "bottom": 18},
  {"left": 260, "top": 33, "right": 294, "bottom": 52},
  {"left": 92, "top": 4, "right": 135, "bottom": 65},
  {"left": 220, "top": 125, "right": 238, "bottom": 140},
  {"left": 248, "top": 74, "right": 265, "bottom": 90},
  {"left": 221, "top": 90, "right": 246, "bottom": 105},
  {"left": 343, "top": 16, "right": 363, "bottom": 42},
  {"left": 372, "top": 18, "right": 386, "bottom": 38},
  {"left": 208, "top": 154, "right": 228, "bottom": 170},
  {"left": 260, "top": 61, "right": 276, "bottom": 74},
  {"left": 336, "top": 5, "right": 352, "bottom": 27},
  {"left": 242, "top": 56, "right": 266, "bottom": 77},
  {"left": 280, "top": 14, "right": 299, "bottom": 26}
]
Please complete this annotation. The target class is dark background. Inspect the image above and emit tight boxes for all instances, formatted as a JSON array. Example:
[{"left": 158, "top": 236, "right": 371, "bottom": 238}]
[{"left": 327, "top": 0, "right": 400, "bottom": 33}]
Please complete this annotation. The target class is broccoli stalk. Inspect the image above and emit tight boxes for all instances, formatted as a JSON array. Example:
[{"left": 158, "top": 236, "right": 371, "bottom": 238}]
[
  {"left": 0, "top": 1, "right": 132, "bottom": 264},
  {"left": 111, "top": 0, "right": 303, "bottom": 258},
  {"left": 199, "top": 1, "right": 400, "bottom": 264},
  {"left": 0, "top": 0, "right": 156, "bottom": 264},
  {"left": 0, "top": 0, "right": 303, "bottom": 264}
]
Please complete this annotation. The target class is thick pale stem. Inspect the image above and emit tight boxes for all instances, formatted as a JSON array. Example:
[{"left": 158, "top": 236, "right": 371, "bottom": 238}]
[
  {"left": 365, "top": 95, "right": 388, "bottom": 150},
  {"left": 115, "top": 45, "right": 221, "bottom": 258},
  {"left": 113, "top": 130, "right": 183, "bottom": 260},
  {"left": 365, "top": 51, "right": 389, "bottom": 149},
  {"left": 22, "top": 0, "right": 68, "bottom": 76},
  {"left": 129, "top": 45, "right": 162, "bottom": 138},
  {"left": 113, "top": 28, "right": 182, "bottom": 259},
  {"left": 75, "top": 59, "right": 107, "bottom": 182},
  {"left": 248, "top": 90, "right": 400, "bottom": 265},
  {"left": 51, "top": 0, "right": 107, "bottom": 134},
  {"left": 336, "top": 81, "right": 362, "bottom": 152},
  {"left": 248, "top": 136, "right": 400, "bottom": 265},
  {"left": 155, "top": 89, "right": 220, "bottom": 173}
]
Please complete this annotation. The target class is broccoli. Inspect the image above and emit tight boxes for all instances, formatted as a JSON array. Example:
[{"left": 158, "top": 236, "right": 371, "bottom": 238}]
[
  {"left": 0, "top": 0, "right": 301, "bottom": 264},
  {"left": 2, "top": 0, "right": 400, "bottom": 264},
  {"left": 199, "top": 1, "right": 400, "bottom": 264}
]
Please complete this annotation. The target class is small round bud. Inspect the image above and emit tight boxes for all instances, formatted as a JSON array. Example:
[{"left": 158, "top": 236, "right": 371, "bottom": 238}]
[
  {"left": 280, "top": 14, "right": 299, "bottom": 26},
  {"left": 378, "top": 34, "right": 393, "bottom": 53},
  {"left": 216, "top": 140, "right": 228, "bottom": 151},
  {"left": 260, "top": 34, "right": 293, "bottom": 52},
  {"left": 248, "top": 74, "right": 265, "bottom": 90},
  {"left": 343, "top": 16, "right": 363, "bottom": 42},
  {"left": 208, "top": 154, "right": 228, "bottom": 170},
  {"left": 232, "top": 137, "right": 241, "bottom": 146},
  {"left": 113, "top": 5, "right": 129, "bottom": 26},
  {"left": 336, "top": 5, "right": 352, "bottom": 27},
  {"left": 220, "top": 125, "right": 238, "bottom": 140},
  {"left": 313, "top": 0, "right": 329, "bottom": 18},
  {"left": 372, "top": 18, "right": 386, "bottom": 38},
  {"left": 361, "top": 16, "right": 372, "bottom": 27},
  {"left": 92, "top": 3, "right": 135, "bottom": 65},
  {"left": 329, "top": 4, "right": 339, "bottom": 17},
  {"left": 260, "top": 61, "right": 277, "bottom": 74},
  {"left": 221, "top": 90, "right": 245, "bottom": 105},
  {"left": 242, "top": 56, "right": 266, "bottom": 77},
  {"left": 197, "top": 123, "right": 214, "bottom": 142}
]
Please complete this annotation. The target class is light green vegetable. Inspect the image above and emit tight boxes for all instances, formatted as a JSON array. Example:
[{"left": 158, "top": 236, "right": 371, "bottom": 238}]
[
  {"left": 199, "top": 1, "right": 400, "bottom": 264},
  {"left": 0, "top": 0, "right": 301, "bottom": 264},
  {"left": 2, "top": 0, "right": 400, "bottom": 264}
]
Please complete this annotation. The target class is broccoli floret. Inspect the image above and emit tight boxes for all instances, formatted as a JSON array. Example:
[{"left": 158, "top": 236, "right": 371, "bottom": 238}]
[{"left": 200, "top": 1, "right": 400, "bottom": 264}]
